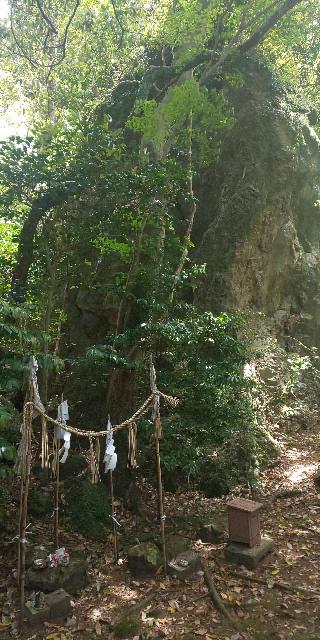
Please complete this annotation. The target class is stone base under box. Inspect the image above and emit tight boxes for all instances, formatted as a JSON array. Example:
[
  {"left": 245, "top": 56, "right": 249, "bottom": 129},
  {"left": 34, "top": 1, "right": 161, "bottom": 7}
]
[{"left": 224, "top": 536, "right": 274, "bottom": 569}]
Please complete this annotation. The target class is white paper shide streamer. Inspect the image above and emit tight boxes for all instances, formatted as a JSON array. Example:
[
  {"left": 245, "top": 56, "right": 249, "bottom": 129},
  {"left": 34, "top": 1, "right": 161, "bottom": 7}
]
[
  {"left": 56, "top": 400, "right": 71, "bottom": 464},
  {"left": 104, "top": 418, "right": 117, "bottom": 472}
]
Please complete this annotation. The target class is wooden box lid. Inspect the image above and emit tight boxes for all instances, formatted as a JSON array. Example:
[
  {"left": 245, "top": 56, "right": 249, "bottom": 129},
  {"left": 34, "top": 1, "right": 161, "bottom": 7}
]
[{"left": 227, "top": 498, "right": 263, "bottom": 513}]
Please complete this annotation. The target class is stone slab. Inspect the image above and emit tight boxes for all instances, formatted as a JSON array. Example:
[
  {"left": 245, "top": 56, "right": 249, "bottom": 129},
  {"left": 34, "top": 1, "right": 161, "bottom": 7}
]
[
  {"left": 25, "top": 602, "right": 50, "bottom": 625},
  {"left": 168, "top": 550, "right": 201, "bottom": 579},
  {"left": 44, "top": 589, "right": 72, "bottom": 619},
  {"left": 224, "top": 535, "right": 274, "bottom": 570}
]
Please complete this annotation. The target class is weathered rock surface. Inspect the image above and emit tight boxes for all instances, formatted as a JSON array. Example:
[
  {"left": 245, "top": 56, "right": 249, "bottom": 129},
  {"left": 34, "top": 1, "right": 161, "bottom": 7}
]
[
  {"left": 27, "top": 557, "right": 88, "bottom": 594},
  {"left": 196, "top": 59, "right": 320, "bottom": 348},
  {"left": 127, "top": 542, "right": 162, "bottom": 577}
]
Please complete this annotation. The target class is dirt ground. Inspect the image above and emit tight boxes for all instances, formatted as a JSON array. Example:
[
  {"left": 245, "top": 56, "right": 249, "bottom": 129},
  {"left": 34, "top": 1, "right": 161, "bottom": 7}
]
[{"left": 1, "top": 427, "right": 320, "bottom": 640}]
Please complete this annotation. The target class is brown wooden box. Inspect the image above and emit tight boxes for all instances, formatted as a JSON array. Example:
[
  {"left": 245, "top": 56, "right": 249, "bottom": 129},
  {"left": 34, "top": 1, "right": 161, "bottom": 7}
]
[{"left": 227, "top": 498, "right": 262, "bottom": 547}]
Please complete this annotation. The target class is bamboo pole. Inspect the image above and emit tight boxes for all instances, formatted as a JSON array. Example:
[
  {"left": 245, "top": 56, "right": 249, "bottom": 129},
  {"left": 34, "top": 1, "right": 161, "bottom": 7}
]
[
  {"left": 54, "top": 393, "right": 64, "bottom": 549},
  {"left": 155, "top": 429, "right": 167, "bottom": 574},
  {"left": 54, "top": 437, "right": 60, "bottom": 549},
  {"left": 18, "top": 401, "right": 33, "bottom": 628},
  {"left": 17, "top": 377, "right": 32, "bottom": 584},
  {"left": 109, "top": 470, "right": 118, "bottom": 562},
  {"left": 150, "top": 359, "right": 167, "bottom": 574}
]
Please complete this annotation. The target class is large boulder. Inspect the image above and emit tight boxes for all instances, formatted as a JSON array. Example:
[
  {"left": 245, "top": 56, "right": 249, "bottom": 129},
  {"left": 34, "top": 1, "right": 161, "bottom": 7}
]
[
  {"left": 127, "top": 542, "right": 162, "bottom": 577},
  {"left": 26, "top": 556, "right": 88, "bottom": 595}
]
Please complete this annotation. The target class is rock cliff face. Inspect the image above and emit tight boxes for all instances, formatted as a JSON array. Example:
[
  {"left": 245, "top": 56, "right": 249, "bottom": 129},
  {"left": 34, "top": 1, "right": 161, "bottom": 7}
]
[
  {"left": 63, "top": 60, "right": 320, "bottom": 425},
  {"left": 196, "top": 61, "right": 320, "bottom": 346}
]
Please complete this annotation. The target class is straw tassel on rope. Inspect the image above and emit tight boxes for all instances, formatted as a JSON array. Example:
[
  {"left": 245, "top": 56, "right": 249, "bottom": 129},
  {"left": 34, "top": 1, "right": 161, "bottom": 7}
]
[
  {"left": 89, "top": 437, "right": 101, "bottom": 484},
  {"left": 128, "top": 422, "right": 138, "bottom": 468}
]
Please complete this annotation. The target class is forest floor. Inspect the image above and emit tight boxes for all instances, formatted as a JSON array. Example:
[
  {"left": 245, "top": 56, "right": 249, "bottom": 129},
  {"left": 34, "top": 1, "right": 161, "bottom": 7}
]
[{"left": 1, "top": 426, "right": 320, "bottom": 640}]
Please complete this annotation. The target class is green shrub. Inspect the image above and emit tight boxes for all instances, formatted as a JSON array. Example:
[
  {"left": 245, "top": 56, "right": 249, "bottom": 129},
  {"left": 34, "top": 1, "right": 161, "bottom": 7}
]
[
  {"left": 65, "top": 477, "right": 112, "bottom": 541},
  {"left": 0, "top": 397, "right": 20, "bottom": 479},
  {"left": 28, "top": 486, "right": 52, "bottom": 516},
  {"left": 137, "top": 309, "right": 257, "bottom": 489}
]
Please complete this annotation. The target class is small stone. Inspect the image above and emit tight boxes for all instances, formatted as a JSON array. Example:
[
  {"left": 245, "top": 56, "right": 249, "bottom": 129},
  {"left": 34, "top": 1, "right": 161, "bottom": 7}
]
[
  {"left": 167, "top": 550, "right": 201, "bottom": 579},
  {"left": 127, "top": 542, "right": 162, "bottom": 577},
  {"left": 224, "top": 536, "right": 274, "bottom": 570},
  {"left": 25, "top": 601, "right": 50, "bottom": 625},
  {"left": 44, "top": 589, "right": 72, "bottom": 619}
]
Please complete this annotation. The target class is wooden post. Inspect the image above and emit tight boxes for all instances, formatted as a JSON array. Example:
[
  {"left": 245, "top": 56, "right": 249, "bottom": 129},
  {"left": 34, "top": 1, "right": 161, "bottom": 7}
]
[
  {"left": 150, "top": 359, "right": 167, "bottom": 574},
  {"left": 109, "top": 470, "right": 118, "bottom": 563}
]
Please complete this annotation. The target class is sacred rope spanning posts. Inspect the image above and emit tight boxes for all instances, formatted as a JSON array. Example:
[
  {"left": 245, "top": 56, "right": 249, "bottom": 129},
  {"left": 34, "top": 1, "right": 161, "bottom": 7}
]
[
  {"left": 23, "top": 391, "right": 178, "bottom": 439},
  {"left": 17, "top": 357, "right": 178, "bottom": 627}
]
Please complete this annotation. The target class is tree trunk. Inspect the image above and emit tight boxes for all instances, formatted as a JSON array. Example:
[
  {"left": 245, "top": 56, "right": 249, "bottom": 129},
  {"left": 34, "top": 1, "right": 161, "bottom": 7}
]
[{"left": 11, "top": 200, "right": 49, "bottom": 301}]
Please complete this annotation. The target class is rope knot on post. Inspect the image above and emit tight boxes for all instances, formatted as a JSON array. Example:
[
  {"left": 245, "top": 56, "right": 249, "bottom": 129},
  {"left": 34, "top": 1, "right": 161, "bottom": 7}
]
[{"left": 150, "top": 360, "right": 162, "bottom": 439}]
